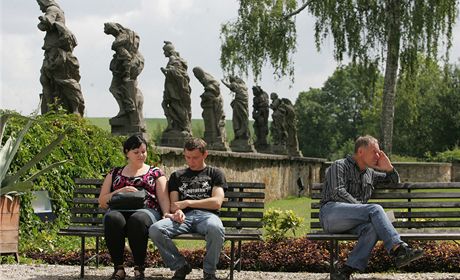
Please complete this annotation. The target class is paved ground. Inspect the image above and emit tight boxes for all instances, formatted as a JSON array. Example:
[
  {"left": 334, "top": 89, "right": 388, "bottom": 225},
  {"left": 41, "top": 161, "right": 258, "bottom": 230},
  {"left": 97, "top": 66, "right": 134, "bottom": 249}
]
[{"left": 1, "top": 264, "right": 460, "bottom": 280}]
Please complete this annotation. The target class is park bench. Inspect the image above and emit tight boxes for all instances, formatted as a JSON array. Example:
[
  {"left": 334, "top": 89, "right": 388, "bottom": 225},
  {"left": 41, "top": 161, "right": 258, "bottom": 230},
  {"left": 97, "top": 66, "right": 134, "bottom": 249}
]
[
  {"left": 308, "top": 181, "right": 460, "bottom": 277},
  {"left": 58, "top": 178, "right": 265, "bottom": 279}
]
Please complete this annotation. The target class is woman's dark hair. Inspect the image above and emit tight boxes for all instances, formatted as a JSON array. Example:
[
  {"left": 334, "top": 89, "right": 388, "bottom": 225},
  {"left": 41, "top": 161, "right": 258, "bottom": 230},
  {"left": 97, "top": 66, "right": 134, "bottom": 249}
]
[{"left": 123, "top": 134, "right": 147, "bottom": 155}]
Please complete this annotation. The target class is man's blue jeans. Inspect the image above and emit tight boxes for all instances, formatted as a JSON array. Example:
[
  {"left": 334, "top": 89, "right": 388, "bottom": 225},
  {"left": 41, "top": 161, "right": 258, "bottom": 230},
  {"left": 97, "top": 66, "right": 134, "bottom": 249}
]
[
  {"left": 319, "top": 202, "right": 403, "bottom": 271},
  {"left": 149, "top": 209, "right": 225, "bottom": 274}
]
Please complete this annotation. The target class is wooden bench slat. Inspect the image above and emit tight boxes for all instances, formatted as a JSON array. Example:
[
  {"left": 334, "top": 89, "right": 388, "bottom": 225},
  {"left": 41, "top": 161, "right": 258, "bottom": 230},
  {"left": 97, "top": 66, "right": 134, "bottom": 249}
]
[
  {"left": 225, "top": 192, "right": 265, "bottom": 199},
  {"left": 222, "top": 220, "right": 263, "bottom": 228},
  {"left": 222, "top": 201, "right": 264, "bottom": 208},
  {"left": 227, "top": 182, "right": 265, "bottom": 189},
  {"left": 74, "top": 178, "right": 104, "bottom": 185},
  {"left": 219, "top": 211, "right": 263, "bottom": 218}
]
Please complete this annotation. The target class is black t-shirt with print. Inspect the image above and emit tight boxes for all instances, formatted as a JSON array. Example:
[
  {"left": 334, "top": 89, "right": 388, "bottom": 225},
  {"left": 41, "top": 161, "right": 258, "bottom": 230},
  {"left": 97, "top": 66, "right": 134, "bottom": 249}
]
[{"left": 168, "top": 166, "right": 227, "bottom": 213}]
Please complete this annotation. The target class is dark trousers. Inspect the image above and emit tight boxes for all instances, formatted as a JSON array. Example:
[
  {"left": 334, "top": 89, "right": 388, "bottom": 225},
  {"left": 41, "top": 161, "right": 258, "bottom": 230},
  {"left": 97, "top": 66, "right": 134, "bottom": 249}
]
[{"left": 104, "top": 211, "right": 153, "bottom": 266}]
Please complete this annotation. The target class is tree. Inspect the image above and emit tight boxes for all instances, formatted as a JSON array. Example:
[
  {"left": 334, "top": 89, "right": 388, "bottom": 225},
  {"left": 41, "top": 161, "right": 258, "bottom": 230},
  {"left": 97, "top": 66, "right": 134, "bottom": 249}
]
[
  {"left": 221, "top": 0, "right": 458, "bottom": 153},
  {"left": 394, "top": 57, "right": 460, "bottom": 157},
  {"left": 295, "top": 63, "right": 383, "bottom": 158}
]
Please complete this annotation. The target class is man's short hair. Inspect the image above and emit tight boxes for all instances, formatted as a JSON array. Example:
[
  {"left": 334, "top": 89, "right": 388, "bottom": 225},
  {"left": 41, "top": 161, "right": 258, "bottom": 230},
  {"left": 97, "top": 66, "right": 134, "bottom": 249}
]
[
  {"left": 354, "top": 135, "right": 378, "bottom": 153},
  {"left": 184, "top": 137, "right": 207, "bottom": 153}
]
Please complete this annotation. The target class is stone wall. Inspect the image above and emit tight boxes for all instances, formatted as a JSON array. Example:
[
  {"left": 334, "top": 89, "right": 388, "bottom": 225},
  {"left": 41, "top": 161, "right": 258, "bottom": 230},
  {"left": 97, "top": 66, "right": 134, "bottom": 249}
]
[
  {"left": 156, "top": 147, "right": 457, "bottom": 202},
  {"left": 156, "top": 147, "right": 325, "bottom": 202}
]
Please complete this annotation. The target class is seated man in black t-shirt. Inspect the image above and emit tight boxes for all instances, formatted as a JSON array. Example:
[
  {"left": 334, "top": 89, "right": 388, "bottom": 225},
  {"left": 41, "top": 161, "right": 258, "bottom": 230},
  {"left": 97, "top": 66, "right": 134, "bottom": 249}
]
[{"left": 149, "top": 137, "right": 227, "bottom": 280}]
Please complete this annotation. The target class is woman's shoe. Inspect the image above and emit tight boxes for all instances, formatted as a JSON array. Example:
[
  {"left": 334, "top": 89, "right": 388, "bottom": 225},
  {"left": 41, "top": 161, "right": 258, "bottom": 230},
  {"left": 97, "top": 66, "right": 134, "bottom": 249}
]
[
  {"left": 134, "top": 265, "right": 145, "bottom": 280},
  {"left": 110, "top": 265, "right": 126, "bottom": 280}
]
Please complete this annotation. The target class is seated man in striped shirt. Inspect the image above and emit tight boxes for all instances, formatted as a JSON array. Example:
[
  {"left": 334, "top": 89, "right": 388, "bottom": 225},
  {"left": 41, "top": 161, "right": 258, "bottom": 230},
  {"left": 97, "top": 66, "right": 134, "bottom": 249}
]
[{"left": 320, "top": 135, "right": 423, "bottom": 280}]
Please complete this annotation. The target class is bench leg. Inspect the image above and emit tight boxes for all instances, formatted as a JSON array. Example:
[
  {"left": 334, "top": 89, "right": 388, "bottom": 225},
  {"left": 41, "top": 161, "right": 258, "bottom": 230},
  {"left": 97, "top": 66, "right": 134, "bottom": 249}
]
[
  {"left": 237, "top": 240, "right": 242, "bottom": 272},
  {"left": 329, "top": 239, "right": 339, "bottom": 278},
  {"left": 229, "top": 240, "right": 235, "bottom": 280},
  {"left": 96, "top": 237, "right": 100, "bottom": 268},
  {"left": 80, "top": 236, "right": 85, "bottom": 278}
]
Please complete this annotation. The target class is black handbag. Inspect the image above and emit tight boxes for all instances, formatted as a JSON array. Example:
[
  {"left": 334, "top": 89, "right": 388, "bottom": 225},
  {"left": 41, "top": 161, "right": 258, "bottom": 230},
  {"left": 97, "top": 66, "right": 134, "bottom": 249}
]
[{"left": 107, "top": 189, "right": 146, "bottom": 210}]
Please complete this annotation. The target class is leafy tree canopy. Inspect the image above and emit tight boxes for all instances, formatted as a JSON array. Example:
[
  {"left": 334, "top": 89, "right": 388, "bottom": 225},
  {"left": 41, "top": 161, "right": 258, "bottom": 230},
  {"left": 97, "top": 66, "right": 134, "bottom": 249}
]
[{"left": 221, "top": 0, "right": 458, "bottom": 82}]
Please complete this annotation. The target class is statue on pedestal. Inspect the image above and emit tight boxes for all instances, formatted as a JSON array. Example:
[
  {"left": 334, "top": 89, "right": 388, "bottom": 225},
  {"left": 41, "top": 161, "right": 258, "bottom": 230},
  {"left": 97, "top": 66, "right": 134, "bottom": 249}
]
[
  {"left": 222, "top": 76, "right": 255, "bottom": 152},
  {"left": 281, "top": 98, "right": 302, "bottom": 157},
  {"left": 193, "top": 67, "right": 229, "bottom": 151},
  {"left": 104, "top": 22, "right": 146, "bottom": 136},
  {"left": 160, "top": 41, "right": 192, "bottom": 147},
  {"left": 37, "top": 0, "right": 85, "bottom": 116},
  {"left": 269, "top": 92, "right": 287, "bottom": 154},
  {"left": 252, "top": 86, "right": 270, "bottom": 152}
]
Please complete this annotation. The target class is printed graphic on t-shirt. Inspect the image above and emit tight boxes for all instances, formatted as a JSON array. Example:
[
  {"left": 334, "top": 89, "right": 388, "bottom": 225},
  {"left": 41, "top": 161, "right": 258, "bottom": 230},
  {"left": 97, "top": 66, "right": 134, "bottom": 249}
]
[{"left": 178, "top": 174, "right": 213, "bottom": 200}]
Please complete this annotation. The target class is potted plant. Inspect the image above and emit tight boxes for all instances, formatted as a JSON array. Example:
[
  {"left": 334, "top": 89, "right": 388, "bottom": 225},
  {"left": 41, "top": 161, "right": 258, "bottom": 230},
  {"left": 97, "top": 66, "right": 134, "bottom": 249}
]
[{"left": 0, "top": 107, "right": 68, "bottom": 260}]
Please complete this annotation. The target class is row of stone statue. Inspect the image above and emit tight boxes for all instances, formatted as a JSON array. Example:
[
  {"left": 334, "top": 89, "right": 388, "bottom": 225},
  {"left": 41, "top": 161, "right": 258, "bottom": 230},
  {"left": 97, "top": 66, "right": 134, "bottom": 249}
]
[{"left": 36, "top": 0, "right": 302, "bottom": 156}]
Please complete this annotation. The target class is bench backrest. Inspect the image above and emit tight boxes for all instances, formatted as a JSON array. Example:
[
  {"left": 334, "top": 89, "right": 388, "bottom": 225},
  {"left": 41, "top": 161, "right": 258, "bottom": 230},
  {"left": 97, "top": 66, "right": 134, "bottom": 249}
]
[
  {"left": 70, "top": 178, "right": 265, "bottom": 230},
  {"left": 310, "top": 182, "right": 460, "bottom": 233}
]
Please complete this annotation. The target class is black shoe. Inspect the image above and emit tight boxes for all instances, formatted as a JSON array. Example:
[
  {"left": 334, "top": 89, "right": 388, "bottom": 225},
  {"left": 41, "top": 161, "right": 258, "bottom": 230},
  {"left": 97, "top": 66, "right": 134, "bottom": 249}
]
[
  {"left": 392, "top": 243, "right": 424, "bottom": 268},
  {"left": 203, "top": 272, "right": 219, "bottom": 280},
  {"left": 331, "top": 264, "right": 355, "bottom": 280},
  {"left": 171, "top": 263, "right": 192, "bottom": 280},
  {"left": 110, "top": 265, "right": 126, "bottom": 280},
  {"left": 134, "top": 265, "right": 145, "bottom": 280}
]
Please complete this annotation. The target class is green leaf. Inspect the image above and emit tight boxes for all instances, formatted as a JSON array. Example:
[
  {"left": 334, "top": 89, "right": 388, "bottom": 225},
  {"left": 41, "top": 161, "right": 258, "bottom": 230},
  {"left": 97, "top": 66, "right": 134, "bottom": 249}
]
[{"left": 0, "top": 181, "right": 33, "bottom": 195}]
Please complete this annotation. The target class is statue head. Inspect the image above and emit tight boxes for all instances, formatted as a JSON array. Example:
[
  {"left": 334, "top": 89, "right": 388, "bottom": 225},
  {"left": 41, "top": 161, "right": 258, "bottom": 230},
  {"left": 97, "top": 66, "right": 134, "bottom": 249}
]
[
  {"left": 163, "top": 41, "right": 175, "bottom": 57},
  {"left": 37, "top": 0, "right": 57, "bottom": 11},
  {"left": 193, "top": 67, "right": 205, "bottom": 82},
  {"left": 104, "top": 22, "right": 123, "bottom": 35},
  {"left": 252, "top": 85, "right": 262, "bottom": 96},
  {"left": 270, "top": 92, "right": 278, "bottom": 100}
]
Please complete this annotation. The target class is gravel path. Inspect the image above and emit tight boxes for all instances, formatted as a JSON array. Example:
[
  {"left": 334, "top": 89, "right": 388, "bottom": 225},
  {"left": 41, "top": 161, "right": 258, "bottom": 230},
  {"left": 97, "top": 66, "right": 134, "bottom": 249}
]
[{"left": 1, "top": 265, "right": 460, "bottom": 280}]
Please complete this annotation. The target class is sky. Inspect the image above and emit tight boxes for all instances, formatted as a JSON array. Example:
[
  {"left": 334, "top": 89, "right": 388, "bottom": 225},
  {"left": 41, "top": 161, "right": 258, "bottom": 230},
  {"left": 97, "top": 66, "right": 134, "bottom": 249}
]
[{"left": 1, "top": 0, "right": 460, "bottom": 119}]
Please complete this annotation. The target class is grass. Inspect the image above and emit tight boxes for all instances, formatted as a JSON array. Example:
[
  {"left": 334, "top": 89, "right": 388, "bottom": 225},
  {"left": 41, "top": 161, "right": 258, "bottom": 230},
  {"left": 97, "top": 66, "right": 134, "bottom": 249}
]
[{"left": 86, "top": 118, "right": 256, "bottom": 144}]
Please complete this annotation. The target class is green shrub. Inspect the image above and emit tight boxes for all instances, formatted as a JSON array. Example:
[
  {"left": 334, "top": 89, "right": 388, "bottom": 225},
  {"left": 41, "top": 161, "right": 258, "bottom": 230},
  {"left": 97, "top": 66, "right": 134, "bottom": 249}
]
[
  {"left": 427, "top": 146, "right": 460, "bottom": 163},
  {"left": 262, "top": 209, "right": 303, "bottom": 241},
  {"left": 2, "top": 110, "right": 160, "bottom": 254}
]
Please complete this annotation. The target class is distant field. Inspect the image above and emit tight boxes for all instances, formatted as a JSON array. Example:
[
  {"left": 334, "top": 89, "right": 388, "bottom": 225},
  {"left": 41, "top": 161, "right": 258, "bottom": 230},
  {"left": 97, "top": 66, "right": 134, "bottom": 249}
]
[{"left": 87, "top": 118, "right": 256, "bottom": 143}]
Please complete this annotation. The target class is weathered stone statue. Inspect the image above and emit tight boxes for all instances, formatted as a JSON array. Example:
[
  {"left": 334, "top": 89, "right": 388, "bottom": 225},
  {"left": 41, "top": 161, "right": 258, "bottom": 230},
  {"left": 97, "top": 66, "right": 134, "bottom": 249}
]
[
  {"left": 160, "top": 41, "right": 192, "bottom": 147},
  {"left": 270, "top": 92, "right": 288, "bottom": 154},
  {"left": 104, "top": 22, "right": 146, "bottom": 136},
  {"left": 281, "top": 98, "right": 302, "bottom": 157},
  {"left": 37, "top": 0, "right": 85, "bottom": 116},
  {"left": 252, "top": 86, "right": 270, "bottom": 152},
  {"left": 221, "top": 76, "right": 255, "bottom": 152},
  {"left": 193, "top": 67, "right": 229, "bottom": 151}
]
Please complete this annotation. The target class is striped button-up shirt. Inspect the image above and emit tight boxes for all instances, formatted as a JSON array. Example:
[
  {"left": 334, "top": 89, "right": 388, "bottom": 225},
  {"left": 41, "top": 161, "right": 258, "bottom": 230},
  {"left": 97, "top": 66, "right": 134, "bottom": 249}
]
[{"left": 320, "top": 155, "right": 400, "bottom": 206}]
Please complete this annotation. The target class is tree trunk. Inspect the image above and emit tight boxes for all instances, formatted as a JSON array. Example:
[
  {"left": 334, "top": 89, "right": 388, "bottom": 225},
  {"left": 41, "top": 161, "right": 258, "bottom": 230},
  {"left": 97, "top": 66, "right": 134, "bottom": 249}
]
[{"left": 381, "top": 0, "right": 401, "bottom": 154}]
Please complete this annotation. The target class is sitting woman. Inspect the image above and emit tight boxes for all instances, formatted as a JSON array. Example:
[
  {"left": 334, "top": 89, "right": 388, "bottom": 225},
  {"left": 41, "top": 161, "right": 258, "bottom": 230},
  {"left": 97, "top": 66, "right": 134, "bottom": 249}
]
[{"left": 98, "top": 134, "right": 170, "bottom": 280}]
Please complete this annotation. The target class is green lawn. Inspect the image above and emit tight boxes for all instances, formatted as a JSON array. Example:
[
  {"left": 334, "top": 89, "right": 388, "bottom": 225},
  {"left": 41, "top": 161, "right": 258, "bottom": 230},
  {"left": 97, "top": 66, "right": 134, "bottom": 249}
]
[{"left": 86, "top": 118, "right": 256, "bottom": 144}]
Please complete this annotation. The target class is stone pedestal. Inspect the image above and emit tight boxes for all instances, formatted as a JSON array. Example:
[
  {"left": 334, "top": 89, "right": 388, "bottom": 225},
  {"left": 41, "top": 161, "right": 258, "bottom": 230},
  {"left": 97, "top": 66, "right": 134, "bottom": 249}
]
[
  {"left": 254, "top": 143, "right": 271, "bottom": 154},
  {"left": 270, "top": 144, "right": 288, "bottom": 155},
  {"left": 204, "top": 132, "right": 230, "bottom": 151},
  {"left": 110, "top": 115, "right": 147, "bottom": 139},
  {"left": 160, "top": 130, "right": 191, "bottom": 148},
  {"left": 230, "top": 138, "right": 256, "bottom": 153}
]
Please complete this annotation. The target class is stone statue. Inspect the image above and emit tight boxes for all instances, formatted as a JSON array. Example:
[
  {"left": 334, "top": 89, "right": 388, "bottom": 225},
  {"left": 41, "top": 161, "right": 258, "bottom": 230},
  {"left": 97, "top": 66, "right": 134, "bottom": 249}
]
[
  {"left": 281, "top": 98, "right": 302, "bottom": 157},
  {"left": 104, "top": 22, "right": 146, "bottom": 136},
  {"left": 221, "top": 76, "right": 255, "bottom": 152},
  {"left": 193, "top": 67, "right": 229, "bottom": 151},
  {"left": 37, "top": 0, "right": 85, "bottom": 116},
  {"left": 252, "top": 86, "right": 270, "bottom": 152},
  {"left": 270, "top": 92, "right": 287, "bottom": 154},
  {"left": 160, "top": 41, "right": 192, "bottom": 147}
]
